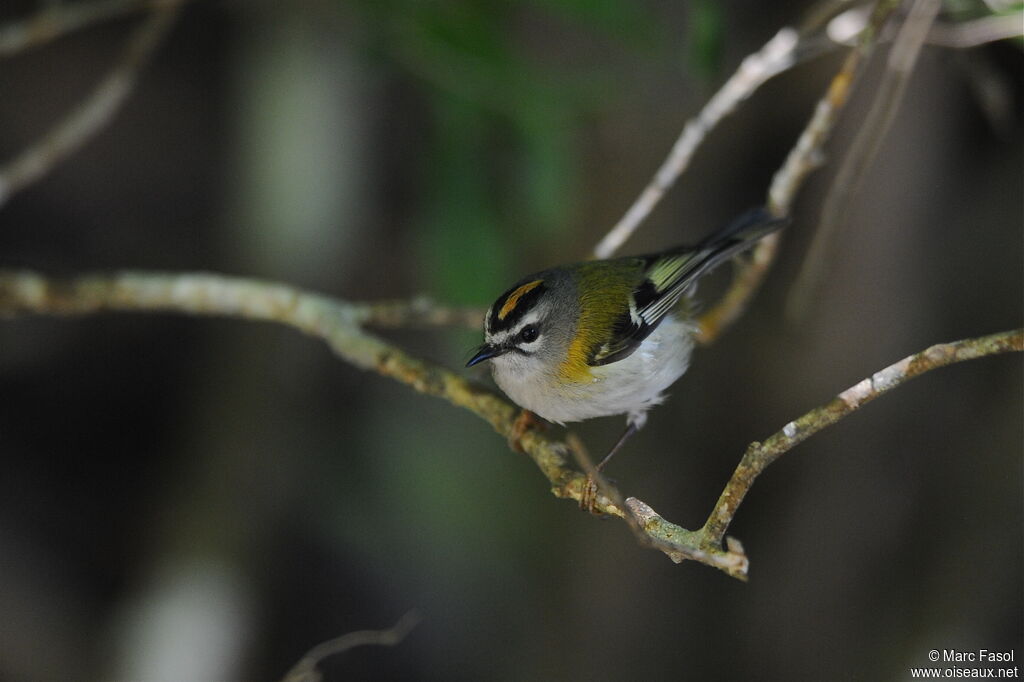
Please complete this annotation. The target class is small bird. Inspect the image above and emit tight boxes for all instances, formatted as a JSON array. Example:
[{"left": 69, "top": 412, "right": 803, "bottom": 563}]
[{"left": 467, "top": 207, "right": 784, "bottom": 471}]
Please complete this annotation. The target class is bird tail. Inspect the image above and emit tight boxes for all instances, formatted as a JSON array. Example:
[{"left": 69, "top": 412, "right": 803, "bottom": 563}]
[{"left": 680, "top": 206, "right": 787, "bottom": 282}]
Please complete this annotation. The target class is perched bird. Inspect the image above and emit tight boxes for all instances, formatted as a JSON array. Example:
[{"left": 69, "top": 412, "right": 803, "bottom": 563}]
[{"left": 467, "top": 208, "right": 784, "bottom": 469}]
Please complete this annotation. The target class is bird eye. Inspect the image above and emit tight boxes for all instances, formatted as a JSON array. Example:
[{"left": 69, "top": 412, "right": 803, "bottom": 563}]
[{"left": 519, "top": 324, "right": 539, "bottom": 343}]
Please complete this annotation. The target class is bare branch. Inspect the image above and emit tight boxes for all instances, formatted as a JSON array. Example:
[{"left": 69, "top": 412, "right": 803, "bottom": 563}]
[
  {"left": 700, "top": 328, "right": 1024, "bottom": 549},
  {"left": 593, "top": 0, "right": 1019, "bottom": 319},
  {"left": 0, "top": 3, "right": 181, "bottom": 208},
  {"left": 0, "top": 269, "right": 743, "bottom": 574},
  {"left": 281, "top": 610, "right": 421, "bottom": 682},
  {"left": 767, "top": 0, "right": 900, "bottom": 216},
  {"left": 0, "top": 0, "right": 1014, "bottom": 582},
  {"left": 565, "top": 432, "right": 699, "bottom": 565},
  {"left": 1, "top": 270, "right": 1018, "bottom": 578},
  {"left": 695, "top": 0, "right": 901, "bottom": 345},
  {"left": 352, "top": 297, "right": 484, "bottom": 329},
  {"left": 786, "top": 0, "right": 941, "bottom": 322},
  {"left": 826, "top": 7, "right": 1024, "bottom": 49},
  {"left": 592, "top": 27, "right": 801, "bottom": 260},
  {"left": 0, "top": 0, "right": 183, "bottom": 57},
  {"left": 927, "top": 12, "right": 1024, "bottom": 48}
]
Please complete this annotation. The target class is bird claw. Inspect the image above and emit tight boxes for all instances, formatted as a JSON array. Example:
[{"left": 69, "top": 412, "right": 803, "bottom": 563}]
[
  {"left": 579, "top": 474, "right": 614, "bottom": 516},
  {"left": 580, "top": 474, "right": 599, "bottom": 514}
]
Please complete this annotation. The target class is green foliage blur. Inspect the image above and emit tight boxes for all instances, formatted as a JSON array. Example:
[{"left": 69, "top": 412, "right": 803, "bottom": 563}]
[
  {"left": 0, "top": 1, "right": 1020, "bottom": 681},
  {"left": 345, "top": 0, "right": 716, "bottom": 303}
]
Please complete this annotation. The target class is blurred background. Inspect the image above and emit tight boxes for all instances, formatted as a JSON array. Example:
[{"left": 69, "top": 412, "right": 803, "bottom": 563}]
[{"left": 0, "top": 0, "right": 1021, "bottom": 680}]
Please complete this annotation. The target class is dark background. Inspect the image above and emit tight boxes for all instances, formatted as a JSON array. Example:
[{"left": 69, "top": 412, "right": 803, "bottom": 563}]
[{"left": 0, "top": 1, "right": 1021, "bottom": 680}]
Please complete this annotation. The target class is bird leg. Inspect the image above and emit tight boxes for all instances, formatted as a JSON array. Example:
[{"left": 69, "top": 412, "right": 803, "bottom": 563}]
[
  {"left": 596, "top": 421, "right": 638, "bottom": 472},
  {"left": 581, "top": 421, "right": 638, "bottom": 514}
]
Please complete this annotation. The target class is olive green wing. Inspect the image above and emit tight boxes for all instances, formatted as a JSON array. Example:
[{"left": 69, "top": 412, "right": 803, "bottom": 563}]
[{"left": 589, "top": 207, "right": 784, "bottom": 366}]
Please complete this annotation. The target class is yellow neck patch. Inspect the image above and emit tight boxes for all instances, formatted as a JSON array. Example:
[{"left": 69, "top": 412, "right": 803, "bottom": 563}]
[
  {"left": 498, "top": 279, "right": 544, "bottom": 320},
  {"left": 558, "top": 262, "right": 636, "bottom": 382}
]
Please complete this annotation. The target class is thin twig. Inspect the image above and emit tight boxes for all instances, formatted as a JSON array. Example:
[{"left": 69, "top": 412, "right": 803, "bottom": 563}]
[
  {"left": 767, "top": 0, "right": 900, "bottom": 216},
  {"left": 592, "top": 27, "right": 801, "bottom": 260},
  {"left": 825, "top": 8, "right": 1024, "bottom": 49},
  {"left": 0, "top": 0, "right": 183, "bottom": 57},
  {"left": 700, "top": 328, "right": 1024, "bottom": 548},
  {"left": 0, "top": 270, "right": 743, "bottom": 574},
  {"left": 281, "top": 610, "right": 422, "bottom": 682},
  {"left": 1, "top": 270, "right": 1018, "bottom": 578},
  {"left": 0, "top": 0, "right": 1012, "bottom": 582},
  {"left": 0, "top": 269, "right": 667, "bottom": 551},
  {"left": 798, "top": 0, "right": 864, "bottom": 36},
  {"left": 927, "top": 12, "right": 1024, "bottom": 48},
  {"left": 786, "top": 0, "right": 941, "bottom": 322},
  {"left": 0, "top": 3, "right": 181, "bottom": 208},
  {"left": 695, "top": 0, "right": 901, "bottom": 345}
]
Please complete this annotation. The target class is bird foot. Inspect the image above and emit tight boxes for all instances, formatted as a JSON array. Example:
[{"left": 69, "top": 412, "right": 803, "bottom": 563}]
[{"left": 580, "top": 474, "right": 600, "bottom": 514}]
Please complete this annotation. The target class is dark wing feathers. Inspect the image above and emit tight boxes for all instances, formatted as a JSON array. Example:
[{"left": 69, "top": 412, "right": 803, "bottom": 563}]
[{"left": 588, "top": 207, "right": 784, "bottom": 366}]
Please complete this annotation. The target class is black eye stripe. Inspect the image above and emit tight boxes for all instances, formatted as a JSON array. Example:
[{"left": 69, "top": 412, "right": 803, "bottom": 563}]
[{"left": 488, "top": 281, "right": 547, "bottom": 332}]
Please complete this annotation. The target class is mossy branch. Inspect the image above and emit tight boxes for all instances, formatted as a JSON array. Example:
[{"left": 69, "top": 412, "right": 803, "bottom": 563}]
[
  {"left": 1, "top": 270, "right": 1019, "bottom": 578},
  {"left": 0, "top": 0, "right": 1017, "bottom": 580},
  {"left": 699, "top": 328, "right": 1024, "bottom": 550}
]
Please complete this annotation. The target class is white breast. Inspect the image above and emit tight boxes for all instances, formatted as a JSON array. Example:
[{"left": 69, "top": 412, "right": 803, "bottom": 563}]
[{"left": 491, "top": 315, "right": 696, "bottom": 427}]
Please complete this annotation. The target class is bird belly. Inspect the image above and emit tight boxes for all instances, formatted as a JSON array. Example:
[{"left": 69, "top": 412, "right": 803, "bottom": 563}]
[{"left": 496, "top": 315, "right": 695, "bottom": 425}]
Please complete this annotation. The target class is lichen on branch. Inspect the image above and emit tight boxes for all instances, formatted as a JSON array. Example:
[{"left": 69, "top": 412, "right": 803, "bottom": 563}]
[{"left": 1, "top": 269, "right": 1019, "bottom": 578}]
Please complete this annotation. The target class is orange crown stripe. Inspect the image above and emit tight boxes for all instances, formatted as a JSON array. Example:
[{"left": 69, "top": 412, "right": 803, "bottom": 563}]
[{"left": 498, "top": 279, "right": 543, "bottom": 320}]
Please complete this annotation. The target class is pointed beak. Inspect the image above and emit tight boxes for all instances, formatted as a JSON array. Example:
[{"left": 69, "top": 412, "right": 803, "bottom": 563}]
[{"left": 466, "top": 343, "right": 506, "bottom": 367}]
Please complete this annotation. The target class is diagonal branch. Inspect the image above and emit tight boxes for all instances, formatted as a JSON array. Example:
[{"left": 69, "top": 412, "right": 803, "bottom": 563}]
[
  {"left": 592, "top": 27, "right": 802, "bottom": 260},
  {"left": 0, "top": 269, "right": 744, "bottom": 574},
  {"left": 0, "top": 3, "right": 182, "bottom": 208},
  {"left": 0, "top": 0, "right": 185, "bottom": 57},
  {"left": 595, "top": 1, "right": 904, "bottom": 347},
  {"left": 786, "top": 0, "right": 941, "bottom": 321},
  {"left": 0, "top": 0, "right": 1015, "bottom": 581},
  {"left": 699, "top": 328, "right": 1024, "bottom": 549},
  {"left": 1, "top": 270, "right": 1019, "bottom": 579},
  {"left": 695, "top": 0, "right": 901, "bottom": 345}
]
